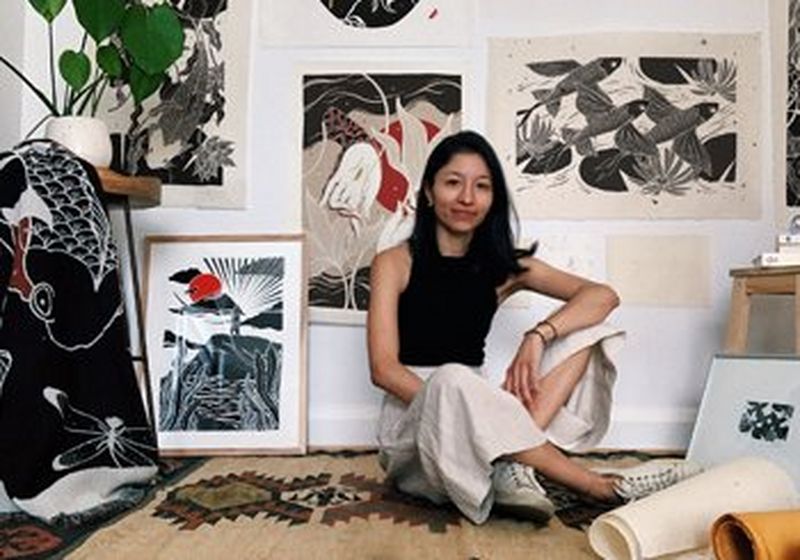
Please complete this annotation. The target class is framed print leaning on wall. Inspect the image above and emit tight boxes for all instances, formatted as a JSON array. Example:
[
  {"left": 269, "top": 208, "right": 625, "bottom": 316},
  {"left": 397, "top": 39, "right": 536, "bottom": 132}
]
[
  {"left": 144, "top": 235, "right": 307, "bottom": 455},
  {"left": 688, "top": 355, "right": 800, "bottom": 489}
]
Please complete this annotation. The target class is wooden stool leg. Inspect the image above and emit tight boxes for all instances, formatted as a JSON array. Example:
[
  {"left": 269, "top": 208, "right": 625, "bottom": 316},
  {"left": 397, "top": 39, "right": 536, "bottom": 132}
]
[
  {"left": 724, "top": 278, "right": 750, "bottom": 354},
  {"left": 795, "top": 274, "right": 800, "bottom": 354}
]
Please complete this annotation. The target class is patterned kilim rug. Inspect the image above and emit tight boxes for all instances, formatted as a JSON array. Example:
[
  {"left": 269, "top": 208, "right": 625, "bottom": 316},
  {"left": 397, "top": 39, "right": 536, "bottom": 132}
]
[{"left": 1, "top": 450, "right": 675, "bottom": 560}]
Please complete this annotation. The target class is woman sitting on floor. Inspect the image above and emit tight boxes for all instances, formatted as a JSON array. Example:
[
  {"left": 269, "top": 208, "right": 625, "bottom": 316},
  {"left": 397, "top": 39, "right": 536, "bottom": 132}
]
[{"left": 367, "top": 130, "right": 697, "bottom": 524}]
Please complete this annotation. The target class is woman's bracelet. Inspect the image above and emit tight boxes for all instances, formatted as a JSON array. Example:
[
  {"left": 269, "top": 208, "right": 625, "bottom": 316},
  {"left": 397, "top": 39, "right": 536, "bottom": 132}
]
[
  {"left": 523, "top": 327, "right": 548, "bottom": 346},
  {"left": 539, "top": 319, "right": 559, "bottom": 340},
  {"left": 523, "top": 319, "right": 559, "bottom": 346}
]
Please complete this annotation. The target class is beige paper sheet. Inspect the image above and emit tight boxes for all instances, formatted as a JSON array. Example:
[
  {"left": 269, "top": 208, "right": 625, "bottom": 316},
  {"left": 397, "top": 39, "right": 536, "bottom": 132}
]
[
  {"left": 588, "top": 457, "right": 799, "bottom": 560},
  {"left": 606, "top": 235, "right": 710, "bottom": 307}
]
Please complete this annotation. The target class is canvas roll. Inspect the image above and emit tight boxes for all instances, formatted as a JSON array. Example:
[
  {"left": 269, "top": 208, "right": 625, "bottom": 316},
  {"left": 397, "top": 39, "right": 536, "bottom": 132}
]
[
  {"left": 587, "top": 457, "right": 798, "bottom": 560},
  {"left": 712, "top": 510, "right": 800, "bottom": 560}
]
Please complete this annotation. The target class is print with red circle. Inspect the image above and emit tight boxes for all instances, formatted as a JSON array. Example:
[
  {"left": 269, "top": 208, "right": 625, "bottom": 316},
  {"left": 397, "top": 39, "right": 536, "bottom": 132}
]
[{"left": 187, "top": 273, "right": 222, "bottom": 302}]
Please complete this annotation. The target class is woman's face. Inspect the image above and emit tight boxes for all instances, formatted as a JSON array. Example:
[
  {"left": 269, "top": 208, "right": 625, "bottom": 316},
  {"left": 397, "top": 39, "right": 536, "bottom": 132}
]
[{"left": 426, "top": 152, "right": 494, "bottom": 237}]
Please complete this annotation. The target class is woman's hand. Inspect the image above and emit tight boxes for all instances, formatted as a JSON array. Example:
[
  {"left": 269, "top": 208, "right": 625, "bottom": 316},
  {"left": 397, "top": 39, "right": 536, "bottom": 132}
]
[{"left": 502, "top": 331, "right": 546, "bottom": 410}]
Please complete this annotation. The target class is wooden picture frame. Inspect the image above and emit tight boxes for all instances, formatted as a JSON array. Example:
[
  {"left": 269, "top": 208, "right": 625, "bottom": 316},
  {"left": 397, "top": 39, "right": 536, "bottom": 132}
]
[
  {"left": 143, "top": 234, "right": 307, "bottom": 455},
  {"left": 687, "top": 355, "right": 800, "bottom": 488}
]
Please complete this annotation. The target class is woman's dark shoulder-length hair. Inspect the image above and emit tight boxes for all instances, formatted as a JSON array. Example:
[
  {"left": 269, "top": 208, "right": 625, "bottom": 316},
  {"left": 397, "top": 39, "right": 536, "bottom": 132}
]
[{"left": 408, "top": 130, "right": 535, "bottom": 284}]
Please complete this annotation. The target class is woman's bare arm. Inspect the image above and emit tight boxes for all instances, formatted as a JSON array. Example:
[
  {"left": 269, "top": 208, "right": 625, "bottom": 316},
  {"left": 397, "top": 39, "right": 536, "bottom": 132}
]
[
  {"left": 500, "top": 255, "right": 619, "bottom": 336},
  {"left": 499, "top": 256, "right": 620, "bottom": 406},
  {"left": 367, "top": 244, "right": 423, "bottom": 405}
]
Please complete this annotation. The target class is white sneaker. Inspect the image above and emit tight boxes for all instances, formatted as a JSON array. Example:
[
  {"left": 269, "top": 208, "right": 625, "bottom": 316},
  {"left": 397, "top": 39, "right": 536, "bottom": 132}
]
[
  {"left": 597, "top": 459, "right": 704, "bottom": 502},
  {"left": 491, "top": 461, "right": 555, "bottom": 523}
]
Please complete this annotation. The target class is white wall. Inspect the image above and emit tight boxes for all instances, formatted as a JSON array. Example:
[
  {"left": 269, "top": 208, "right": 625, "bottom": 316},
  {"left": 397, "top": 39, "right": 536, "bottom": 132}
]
[
  {"left": 0, "top": 1, "right": 25, "bottom": 149},
  {"left": 4, "top": 0, "right": 788, "bottom": 450}
]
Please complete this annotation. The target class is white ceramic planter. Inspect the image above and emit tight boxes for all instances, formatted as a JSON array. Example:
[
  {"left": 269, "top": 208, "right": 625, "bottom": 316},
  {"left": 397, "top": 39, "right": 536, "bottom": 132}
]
[{"left": 44, "top": 116, "right": 113, "bottom": 168}]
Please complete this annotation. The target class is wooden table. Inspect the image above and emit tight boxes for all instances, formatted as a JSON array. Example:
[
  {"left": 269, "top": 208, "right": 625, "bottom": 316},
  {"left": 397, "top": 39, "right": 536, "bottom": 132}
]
[
  {"left": 96, "top": 167, "right": 161, "bottom": 206},
  {"left": 724, "top": 266, "right": 800, "bottom": 354}
]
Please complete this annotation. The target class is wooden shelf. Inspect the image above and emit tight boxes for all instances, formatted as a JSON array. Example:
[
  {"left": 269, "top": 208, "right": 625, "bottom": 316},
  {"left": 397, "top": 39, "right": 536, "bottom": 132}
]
[
  {"left": 95, "top": 167, "right": 161, "bottom": 207},
  {"left": 730, "top": 265, "right": 800, "bottom": 278}
]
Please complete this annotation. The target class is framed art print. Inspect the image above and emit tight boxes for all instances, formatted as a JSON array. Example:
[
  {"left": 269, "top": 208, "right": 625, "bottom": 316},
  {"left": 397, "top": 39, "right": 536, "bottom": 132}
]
[
  {"left": 144, "top": 235, "right": 307, "bottom": 455},
  {"left": 688, "top": 355, "right": 800, "bottom": 488}
]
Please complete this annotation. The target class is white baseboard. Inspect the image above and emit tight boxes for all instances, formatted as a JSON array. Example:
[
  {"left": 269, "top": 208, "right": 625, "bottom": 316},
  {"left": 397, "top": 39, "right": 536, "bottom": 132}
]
[
  {"left": 309, "top": 405, "right": 381, "bottom": 448},
  {"left": 309, "top": 404, "right": 699, "bottom": 451},
  {"left": 602, "top": 406, "right": 698, "bottom": 451}
]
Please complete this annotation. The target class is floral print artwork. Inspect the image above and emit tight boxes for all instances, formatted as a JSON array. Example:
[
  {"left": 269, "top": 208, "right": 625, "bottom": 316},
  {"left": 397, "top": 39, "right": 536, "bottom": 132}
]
[{"left": 302, "top": 72, "right": 462, "bottom": 318}]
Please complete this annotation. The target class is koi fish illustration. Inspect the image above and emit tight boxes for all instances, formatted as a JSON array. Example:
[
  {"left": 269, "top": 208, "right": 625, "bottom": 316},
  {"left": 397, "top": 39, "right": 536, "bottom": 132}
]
[
  {"left": 0, "top": 152, "right": 54, "bottom": 320},
  {"left": 0, "top": 142, "right": 122, "bottom": 350},
  {"left": 519, "top": 57, "right": 623, "bottom": 124}
]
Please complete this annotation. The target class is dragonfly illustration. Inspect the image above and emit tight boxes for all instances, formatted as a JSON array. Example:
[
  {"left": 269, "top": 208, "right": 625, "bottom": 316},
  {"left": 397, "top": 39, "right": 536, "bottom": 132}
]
[{"left": 43, "top": 387, "right": 156, "bottom": 471}]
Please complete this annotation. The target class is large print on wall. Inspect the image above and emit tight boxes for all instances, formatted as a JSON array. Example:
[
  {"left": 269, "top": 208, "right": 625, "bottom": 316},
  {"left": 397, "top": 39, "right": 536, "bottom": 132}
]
[
  {"left": 769, "top": 0, "right": 799, "bottom": 229},
  {"left": 104, "top": 1, "right": 253, "bottom": 208},
  {"left": 487, "top": 33, "right": 760, "bottom": 219},
  {"left": 260, "top": 0, "right": 472, "bottom": 47},
  {"left": 144, "top": 235, "right": 307, "bottom": 455},
  {"left": 301, "top": 66, "right": 463, "bottom": 323},
  {"left": 786, "top": 0, "right": 800, "bottom": 212}
]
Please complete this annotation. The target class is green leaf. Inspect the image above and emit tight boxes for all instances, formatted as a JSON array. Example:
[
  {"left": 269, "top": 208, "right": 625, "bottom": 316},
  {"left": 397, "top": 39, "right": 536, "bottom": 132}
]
[
  {"left": 73, "top": 0, "right": 125, "bottom": 43},
  {"left": 129, "top": 65, "right": 164, "bottom": 104},
  {"left": 121, "top": 4, "right": 184, "bottom": 75},
  {"left": 96, "top": 45, "right": 123, "bottom": 78},
  {"left": 28, "top": 0, "right": 66, "bottom": 23},
  {"left": 58, "top": 50, "right": 90, "bottom": 91}
]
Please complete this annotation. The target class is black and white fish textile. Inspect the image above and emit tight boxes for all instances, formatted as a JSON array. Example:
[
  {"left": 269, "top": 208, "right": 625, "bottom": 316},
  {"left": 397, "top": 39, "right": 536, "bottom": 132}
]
[{"left": 0, "top": 140, "right": 157, "bottom": 524}]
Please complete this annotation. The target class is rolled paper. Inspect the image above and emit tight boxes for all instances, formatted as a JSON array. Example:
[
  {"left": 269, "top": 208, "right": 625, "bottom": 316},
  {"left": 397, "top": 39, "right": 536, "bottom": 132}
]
[
  {"left": 712, "top": 510, "right": 800, "bottom": 560},
  {"left": 588, "top": 457, "right": 799, "bottom": 560}
]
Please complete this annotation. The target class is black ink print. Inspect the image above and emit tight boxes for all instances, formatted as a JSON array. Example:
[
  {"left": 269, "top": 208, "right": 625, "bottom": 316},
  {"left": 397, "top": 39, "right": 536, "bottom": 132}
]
[{"left": 738, "top": 401, "right": 794, "bottom": 442}]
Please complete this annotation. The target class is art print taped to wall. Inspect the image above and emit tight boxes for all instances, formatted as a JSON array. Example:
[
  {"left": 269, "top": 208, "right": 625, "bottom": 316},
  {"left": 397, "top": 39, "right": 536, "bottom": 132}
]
[
  {"left": 786, "top": 0, "right": 800, "bottom": 210},
  {"left": 487, "top": 33, "right": 760, "bottom": 219},
  {"left": 103, "top": 1, "right": 252, "bottom": 208},
  {"left": 769, "top": 0, "right": 800, "bottom": 229},
  {"left": 301, "top": 67, "right": 462, "bottom": 323},
  {"left": 144, "top": 235, "right": 307, "bottom": 455},
  {"left": 688, "top": 355, "right": 800, "bottom": 489},
  {"left": 260, "top": 0, "right": 472, "bottom": 47}
]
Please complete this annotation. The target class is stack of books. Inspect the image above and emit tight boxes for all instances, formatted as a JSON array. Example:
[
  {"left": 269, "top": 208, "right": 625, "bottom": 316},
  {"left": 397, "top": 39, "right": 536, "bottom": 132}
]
[{"left": 752, "top": 234, "right": 800, "bottom": 267}]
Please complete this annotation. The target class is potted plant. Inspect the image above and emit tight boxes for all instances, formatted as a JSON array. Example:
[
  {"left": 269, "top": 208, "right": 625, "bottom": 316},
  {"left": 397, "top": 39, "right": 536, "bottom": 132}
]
[{"left": 0, "top": 0, "right": 185, "bottom": 166}]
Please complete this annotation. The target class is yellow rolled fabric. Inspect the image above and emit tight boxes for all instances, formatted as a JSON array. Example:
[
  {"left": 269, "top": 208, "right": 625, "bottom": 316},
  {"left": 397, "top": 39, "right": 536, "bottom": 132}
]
[{"left": 712, "top": 510, "right": 800, "bottom": 560}]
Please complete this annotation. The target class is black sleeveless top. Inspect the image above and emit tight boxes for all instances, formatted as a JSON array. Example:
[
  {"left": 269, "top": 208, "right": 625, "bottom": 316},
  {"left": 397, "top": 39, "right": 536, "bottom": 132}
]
[{"left": 398, "top": 248, "right": 499, "bottom": 366}]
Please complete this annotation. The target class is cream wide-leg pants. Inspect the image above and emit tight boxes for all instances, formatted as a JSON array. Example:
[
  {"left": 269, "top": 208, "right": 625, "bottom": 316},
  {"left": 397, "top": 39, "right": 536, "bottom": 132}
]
[{"left": 377, "top": 323, "right": 625, "bottom": 524}]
